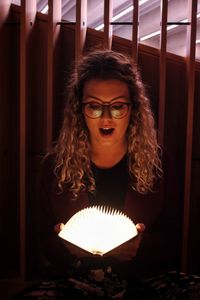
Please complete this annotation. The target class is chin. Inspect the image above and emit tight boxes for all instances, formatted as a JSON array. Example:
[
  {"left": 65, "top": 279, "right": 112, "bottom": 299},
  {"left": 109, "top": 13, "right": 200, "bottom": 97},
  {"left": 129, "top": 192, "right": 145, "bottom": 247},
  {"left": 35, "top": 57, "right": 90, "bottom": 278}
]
[{"left": 100, "top": 139, "right": 118, "bottom": 147}]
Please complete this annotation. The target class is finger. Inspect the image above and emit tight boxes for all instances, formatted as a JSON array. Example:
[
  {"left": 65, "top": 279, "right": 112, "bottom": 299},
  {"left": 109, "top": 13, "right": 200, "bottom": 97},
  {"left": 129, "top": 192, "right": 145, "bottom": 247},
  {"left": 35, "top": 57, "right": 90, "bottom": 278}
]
[
  {"left": 60, "top": 223, "right": 65, "bottom": 230},
  {"left": 136, "top": 223, "right": 145, "bottom": 233},
  {"left": 54, "top": 222, "right": 64, "bottom": 233}
]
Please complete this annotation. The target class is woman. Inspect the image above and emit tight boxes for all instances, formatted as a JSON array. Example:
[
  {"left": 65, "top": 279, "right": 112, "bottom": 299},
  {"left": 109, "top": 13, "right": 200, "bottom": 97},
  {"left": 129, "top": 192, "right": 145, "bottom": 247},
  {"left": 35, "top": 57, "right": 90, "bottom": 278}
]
[{"left": 36, "top": 50, "right": 181, "bottom": 299}]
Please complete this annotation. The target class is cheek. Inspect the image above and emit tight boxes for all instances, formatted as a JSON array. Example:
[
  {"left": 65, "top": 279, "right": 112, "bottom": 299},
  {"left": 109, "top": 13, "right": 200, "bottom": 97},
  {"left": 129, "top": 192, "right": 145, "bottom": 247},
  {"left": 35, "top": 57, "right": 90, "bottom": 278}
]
[
  {"left": 84, "top": 118, "right": 97, "bottom": 134},
  {"left": 120, "top": 116, "right": 131, "bottom": 132},
  {"left": 84, "top": 116, "right": 90, "bottom": 128}
]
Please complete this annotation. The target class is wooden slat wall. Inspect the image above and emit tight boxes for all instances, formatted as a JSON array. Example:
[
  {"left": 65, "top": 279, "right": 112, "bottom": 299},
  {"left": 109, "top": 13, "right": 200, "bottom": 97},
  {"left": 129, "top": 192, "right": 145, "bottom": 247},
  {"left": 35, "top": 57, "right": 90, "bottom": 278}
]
[
  {"left": 0, "top": 0, "right": 13, "bottom": 278},
  {"left": 46, "top": 0, "right": 61, "bottom": 151},
  {"left": 104, "top": 0, "right": 113, "bottom": 49},
  {"left": 132, "top": 0, "right": 139, "bottom": 62},
  {"left": 25, "top": 21, "right": 43, "bottom": 278},
  {"left": 188, "top": 65, "right": 200, "bottom": 274},
  {"left": 75, "top": 0, "right": 87, "bottom": 59},
  {"left": 158, "top": 0, "right": 168, "bottom": 144},
  {"left": 20, "top": 0, "right": 36, "bottom": 279},
  {"left": 0, "top": 0, "right": 11, "bottom": 28},
  {"left": 181, "top": 0, "right": 198, "bottom": 273}
]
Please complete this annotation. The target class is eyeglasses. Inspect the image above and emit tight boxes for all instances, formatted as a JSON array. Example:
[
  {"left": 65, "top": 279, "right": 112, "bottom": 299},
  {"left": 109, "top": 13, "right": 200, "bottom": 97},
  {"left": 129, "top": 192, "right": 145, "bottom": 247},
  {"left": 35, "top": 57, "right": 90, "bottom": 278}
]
[{"left": 82, "top": 101, "right": 131, "bottom": 119}]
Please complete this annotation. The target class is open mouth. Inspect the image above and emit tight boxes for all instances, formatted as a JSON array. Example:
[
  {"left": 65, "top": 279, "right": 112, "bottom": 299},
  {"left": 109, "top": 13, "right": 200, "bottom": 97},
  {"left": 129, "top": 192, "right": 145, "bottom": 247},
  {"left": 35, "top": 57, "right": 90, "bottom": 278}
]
[{"left": 99, "top": 128, "right": 114, "bottom": 136}]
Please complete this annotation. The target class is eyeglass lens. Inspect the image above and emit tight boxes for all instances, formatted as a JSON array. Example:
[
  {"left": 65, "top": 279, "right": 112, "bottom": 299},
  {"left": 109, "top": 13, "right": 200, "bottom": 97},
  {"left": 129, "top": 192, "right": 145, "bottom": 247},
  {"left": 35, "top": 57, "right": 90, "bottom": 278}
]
[{"left": 83, "top": 102, "right": 130, "bottom": 119}]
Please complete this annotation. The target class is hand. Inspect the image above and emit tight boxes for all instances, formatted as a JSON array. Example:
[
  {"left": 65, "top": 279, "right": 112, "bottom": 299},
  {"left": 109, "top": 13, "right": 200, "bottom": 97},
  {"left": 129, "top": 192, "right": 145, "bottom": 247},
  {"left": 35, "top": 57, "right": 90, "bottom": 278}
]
[
  {"left": 54, "top": 222, "right": 92, "bottom": 258},
  {"left": 54, "top": 222, "right": 64, "bottom": 233},
  {"left": 105, "top": 223, "right": 145, "bottom": 262}
]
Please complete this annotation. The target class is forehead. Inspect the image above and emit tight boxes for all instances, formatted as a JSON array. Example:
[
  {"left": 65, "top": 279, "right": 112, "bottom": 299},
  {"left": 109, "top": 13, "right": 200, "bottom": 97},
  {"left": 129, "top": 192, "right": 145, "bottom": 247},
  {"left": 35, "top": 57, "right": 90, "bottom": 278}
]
[{"left": 83, "top": 79, "right": 129, "bottom": 101}]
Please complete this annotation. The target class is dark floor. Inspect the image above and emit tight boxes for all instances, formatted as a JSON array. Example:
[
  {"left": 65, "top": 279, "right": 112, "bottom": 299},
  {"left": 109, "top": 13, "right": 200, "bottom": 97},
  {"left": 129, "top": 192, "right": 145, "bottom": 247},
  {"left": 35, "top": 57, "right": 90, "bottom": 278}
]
[{"left": 0, "top": 278, "right": 39, "bottom": 300}]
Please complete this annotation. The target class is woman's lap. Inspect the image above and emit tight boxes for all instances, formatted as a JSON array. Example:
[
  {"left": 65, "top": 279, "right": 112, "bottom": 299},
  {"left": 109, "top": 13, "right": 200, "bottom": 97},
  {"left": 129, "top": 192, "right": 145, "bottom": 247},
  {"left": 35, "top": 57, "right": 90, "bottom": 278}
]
[
  {"left": 14, "top": 271, "right": 200, "bottom": 299},
  {"left": 144, "top": 271, "right": 200, "bottom": 299}
]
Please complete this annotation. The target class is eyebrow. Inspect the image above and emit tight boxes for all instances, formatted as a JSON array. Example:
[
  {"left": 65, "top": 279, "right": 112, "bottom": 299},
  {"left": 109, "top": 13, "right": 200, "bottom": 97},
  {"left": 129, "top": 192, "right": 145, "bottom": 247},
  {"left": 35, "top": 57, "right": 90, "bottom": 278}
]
[{"left": 83, "top": 95, "right": 129, "bottom": 102}]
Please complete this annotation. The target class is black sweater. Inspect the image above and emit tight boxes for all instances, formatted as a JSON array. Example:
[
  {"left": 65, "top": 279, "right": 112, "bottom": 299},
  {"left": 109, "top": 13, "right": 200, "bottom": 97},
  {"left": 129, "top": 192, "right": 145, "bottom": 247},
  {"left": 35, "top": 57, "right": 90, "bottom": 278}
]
[{"left": 38, "top": 153, "right": 182, "bottom": 280}]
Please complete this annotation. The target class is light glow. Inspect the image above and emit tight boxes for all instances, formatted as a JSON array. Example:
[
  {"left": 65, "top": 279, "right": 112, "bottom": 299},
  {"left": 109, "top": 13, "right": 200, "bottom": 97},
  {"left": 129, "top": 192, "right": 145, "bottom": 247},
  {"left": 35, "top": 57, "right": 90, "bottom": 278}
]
[
  {"left": 41, "top": 4, "right": 48, "bottom": 14},
  {"left": 95, "top": 0, "right": 149, "bottom": 31},
  {"left": 58, "top": 206, "right": 137, "bottom": 256},
  {"left": 140, "top": 13, "right": 200, "bottom": 41}
]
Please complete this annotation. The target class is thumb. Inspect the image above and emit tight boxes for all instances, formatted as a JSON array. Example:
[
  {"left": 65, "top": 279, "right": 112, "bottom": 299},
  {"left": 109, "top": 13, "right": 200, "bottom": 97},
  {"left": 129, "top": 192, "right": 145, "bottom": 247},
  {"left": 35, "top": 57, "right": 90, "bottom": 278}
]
[
  {"left": 136, "top": 223, "right": 145, "bottom": 233},
  {"left": 54, "top": 222, "right": 65, "bottom": 233}
]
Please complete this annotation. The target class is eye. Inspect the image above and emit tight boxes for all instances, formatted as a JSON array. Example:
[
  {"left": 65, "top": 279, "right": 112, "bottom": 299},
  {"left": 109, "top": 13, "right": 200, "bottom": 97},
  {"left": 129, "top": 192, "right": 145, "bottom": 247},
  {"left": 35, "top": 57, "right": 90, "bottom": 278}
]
[
  {"left": 111, "top": 102, "right": 127, "bottom": 110},
  {"left": 83, "top": 102, "right": 103, "bottom": 118},
  {"left": 88, "top": 102, "right": 102, "bottom": 110}
]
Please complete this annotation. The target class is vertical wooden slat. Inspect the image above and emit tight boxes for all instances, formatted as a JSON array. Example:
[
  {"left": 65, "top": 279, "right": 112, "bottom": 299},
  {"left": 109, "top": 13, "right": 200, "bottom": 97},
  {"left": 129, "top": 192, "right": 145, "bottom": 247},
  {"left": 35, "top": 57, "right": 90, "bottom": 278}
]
[
  {"left": 181, "top": 0, "right": 198, "bottom": 273},
  {"left": 104, "top": 0, "right": 113, "bottom": 49},
  {"left": 158, "top": 0, "right": 168, "bottom": 145},
  {"left": 47, "top": 0, "right": 62, "bottom": 151},
  {"left": 0, "top": 0, "right": 11, "bottom": 276},
  {"left": 20, "top": 0, "right": 36, "bottom": 278},
  {"left": 75, "top": 0, "right": 87, "bottom": 60},
  {"left": 0, "top": 0, "right": 11, "bottom": 29},
  {"left": 132, "top": 0, "right": 139, "bottom": 63}
]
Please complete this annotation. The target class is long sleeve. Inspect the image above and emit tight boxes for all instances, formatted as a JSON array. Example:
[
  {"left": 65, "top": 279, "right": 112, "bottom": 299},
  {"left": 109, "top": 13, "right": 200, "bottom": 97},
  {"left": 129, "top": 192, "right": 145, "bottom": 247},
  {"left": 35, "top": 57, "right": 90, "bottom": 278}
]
[
  {"left": 38, "top": 156, "right": 76, "bottom": 279},
  {"left": 124, "top": 150, "right": 182, "bottom": 280}
]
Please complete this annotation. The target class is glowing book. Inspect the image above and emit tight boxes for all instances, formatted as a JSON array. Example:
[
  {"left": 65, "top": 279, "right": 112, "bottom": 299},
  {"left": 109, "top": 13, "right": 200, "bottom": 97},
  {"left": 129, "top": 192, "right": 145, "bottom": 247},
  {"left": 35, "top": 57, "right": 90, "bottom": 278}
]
[{"left": 58, "top": 206, "right": 137, "bottom": 256}]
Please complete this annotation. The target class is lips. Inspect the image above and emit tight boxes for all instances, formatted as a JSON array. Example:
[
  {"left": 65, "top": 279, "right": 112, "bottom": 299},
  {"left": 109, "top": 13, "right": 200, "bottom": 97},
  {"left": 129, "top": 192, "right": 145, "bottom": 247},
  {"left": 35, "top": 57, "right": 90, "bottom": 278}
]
[{"left": 99, "top": 128, "right": 114, "bottom": 135}]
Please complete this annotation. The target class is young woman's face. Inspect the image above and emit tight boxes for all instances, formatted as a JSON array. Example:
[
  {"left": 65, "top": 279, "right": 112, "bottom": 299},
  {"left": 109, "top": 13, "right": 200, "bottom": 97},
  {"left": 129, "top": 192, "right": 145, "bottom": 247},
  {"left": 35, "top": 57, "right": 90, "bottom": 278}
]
[{"left": 82, "top": 79, "right": 131, "bottom": 150}]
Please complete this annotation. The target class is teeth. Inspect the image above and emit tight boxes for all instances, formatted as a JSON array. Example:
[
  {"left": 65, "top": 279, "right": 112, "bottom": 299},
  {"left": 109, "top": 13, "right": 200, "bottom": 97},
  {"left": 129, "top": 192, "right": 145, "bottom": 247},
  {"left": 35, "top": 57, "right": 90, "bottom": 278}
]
[{"left": 99, "top": 128, "right": 114, "bottom": 135}]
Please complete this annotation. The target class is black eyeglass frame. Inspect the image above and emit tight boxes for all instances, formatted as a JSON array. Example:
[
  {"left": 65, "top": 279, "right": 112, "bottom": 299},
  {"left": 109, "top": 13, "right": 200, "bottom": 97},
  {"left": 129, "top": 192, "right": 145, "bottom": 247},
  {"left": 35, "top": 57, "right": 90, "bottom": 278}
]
[{"left": 82, "top": 101, "right": 132, "bottom": 119}]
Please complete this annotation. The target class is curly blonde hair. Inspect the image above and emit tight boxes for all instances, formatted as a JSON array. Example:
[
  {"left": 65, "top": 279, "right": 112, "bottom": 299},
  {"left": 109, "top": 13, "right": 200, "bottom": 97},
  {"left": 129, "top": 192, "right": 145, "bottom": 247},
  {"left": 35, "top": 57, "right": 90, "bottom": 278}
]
[{"left": 53, "top": 49, "right": 163, "bottom": 199}]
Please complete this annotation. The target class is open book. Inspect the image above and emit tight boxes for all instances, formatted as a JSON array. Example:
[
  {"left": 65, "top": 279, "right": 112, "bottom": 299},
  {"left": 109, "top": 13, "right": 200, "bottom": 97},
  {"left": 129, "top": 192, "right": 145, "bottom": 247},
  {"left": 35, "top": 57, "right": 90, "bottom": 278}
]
[{"left": 58, "top": 206, "right": 138, "bottom": 256}]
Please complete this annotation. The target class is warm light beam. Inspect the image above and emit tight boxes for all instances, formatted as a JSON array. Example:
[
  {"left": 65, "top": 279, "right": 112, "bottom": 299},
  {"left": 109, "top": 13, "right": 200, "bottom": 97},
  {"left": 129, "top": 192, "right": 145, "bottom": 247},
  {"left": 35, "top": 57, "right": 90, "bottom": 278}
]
[{"left": 58, "top": 206, "right": 137, "bottom": 256}]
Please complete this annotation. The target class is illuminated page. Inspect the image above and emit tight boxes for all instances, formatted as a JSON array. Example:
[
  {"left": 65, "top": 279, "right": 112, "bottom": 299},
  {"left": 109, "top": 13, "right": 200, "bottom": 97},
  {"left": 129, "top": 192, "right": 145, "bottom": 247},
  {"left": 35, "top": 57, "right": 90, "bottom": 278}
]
[{"left": 58, "top": 206, "right": 138, "bottom": 256}]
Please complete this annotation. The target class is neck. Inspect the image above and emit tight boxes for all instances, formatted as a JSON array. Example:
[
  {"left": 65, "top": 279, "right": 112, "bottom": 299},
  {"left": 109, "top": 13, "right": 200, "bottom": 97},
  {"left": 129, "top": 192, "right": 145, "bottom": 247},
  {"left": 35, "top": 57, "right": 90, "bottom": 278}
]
[{"left": 91, "top": 144, "right": 127, "bottom": 168}]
